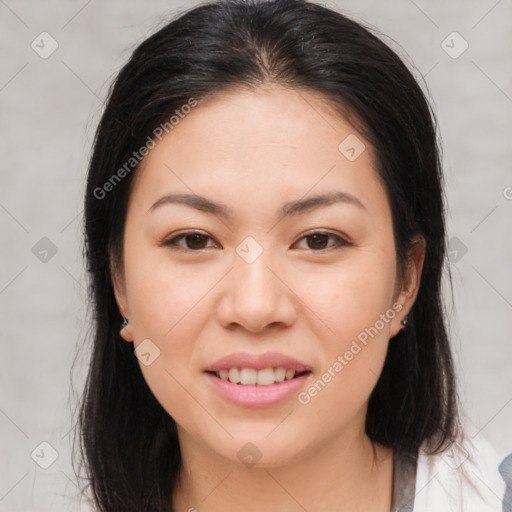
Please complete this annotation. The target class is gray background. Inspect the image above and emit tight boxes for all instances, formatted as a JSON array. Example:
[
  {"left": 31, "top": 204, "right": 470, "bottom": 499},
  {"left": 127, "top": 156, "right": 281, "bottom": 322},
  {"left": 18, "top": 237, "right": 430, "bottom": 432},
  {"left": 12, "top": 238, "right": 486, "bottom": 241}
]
[{"left": 1, "top": 0, "right": 511, "bottom": 510}]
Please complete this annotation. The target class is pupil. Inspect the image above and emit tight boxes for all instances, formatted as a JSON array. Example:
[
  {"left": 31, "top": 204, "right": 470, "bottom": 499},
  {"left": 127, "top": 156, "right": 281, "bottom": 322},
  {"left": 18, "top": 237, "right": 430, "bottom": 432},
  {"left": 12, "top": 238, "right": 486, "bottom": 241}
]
[
  {"left": 186, "top": 234, "right": 206, "bottom": 249},
  {"left": 308, "top": 233, "right": 328, "bottom": 249}
]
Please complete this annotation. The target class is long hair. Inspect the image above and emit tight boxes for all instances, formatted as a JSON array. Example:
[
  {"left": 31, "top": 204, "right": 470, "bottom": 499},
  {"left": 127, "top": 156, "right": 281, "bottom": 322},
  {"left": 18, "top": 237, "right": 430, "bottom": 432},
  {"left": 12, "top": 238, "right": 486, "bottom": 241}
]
[{"left": 76, "top": 1, "right": 459, "bottom": 510}]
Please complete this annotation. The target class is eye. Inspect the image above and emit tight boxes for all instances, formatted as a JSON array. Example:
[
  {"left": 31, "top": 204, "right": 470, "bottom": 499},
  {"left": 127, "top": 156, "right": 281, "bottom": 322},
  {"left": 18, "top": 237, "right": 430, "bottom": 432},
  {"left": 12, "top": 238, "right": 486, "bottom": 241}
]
[
  {"left": 161, "top": 230, "right": 352, "bottom": 252},
  {"left": 162, "top": 231, "right": 219, "bottom": 251},
  {"left": 293, "top": 231, "right": 352, "bottom": 251}
]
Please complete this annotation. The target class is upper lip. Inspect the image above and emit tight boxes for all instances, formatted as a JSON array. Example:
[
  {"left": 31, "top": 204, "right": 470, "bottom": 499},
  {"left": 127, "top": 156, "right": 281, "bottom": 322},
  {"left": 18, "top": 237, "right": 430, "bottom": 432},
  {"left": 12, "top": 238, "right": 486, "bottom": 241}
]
[{"left": 205, "top": 352, "right": 311, "bottom": 373}]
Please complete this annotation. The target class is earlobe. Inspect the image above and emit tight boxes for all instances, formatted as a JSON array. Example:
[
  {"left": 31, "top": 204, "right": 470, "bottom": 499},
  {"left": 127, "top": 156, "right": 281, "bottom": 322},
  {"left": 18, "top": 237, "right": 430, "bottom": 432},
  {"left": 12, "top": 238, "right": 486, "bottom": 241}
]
[
  {"left": 119, "top": 317, "right": 134, "bottom": 342},
  {"left": 110, "top": 258, "right": 134, "bottom": 342}
]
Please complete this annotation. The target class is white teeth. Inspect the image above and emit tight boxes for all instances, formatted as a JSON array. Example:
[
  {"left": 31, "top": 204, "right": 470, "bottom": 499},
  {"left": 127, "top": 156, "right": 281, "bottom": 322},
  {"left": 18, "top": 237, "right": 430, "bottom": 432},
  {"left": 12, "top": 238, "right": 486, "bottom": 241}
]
[
  {"left": 256, "top": 368, "right": 275, "bottom": 386},
  {"left": 274, "top": 367, "right": 286, "bottom": 382},
  {"left": 228, "top": 368, "right": 240, "bottom": 383},
  {"left": 215, "top": 366, "right": 302, "bottom": 385},
  {"left": 240, "top": 368, "right": 257, "bottom": 385}
]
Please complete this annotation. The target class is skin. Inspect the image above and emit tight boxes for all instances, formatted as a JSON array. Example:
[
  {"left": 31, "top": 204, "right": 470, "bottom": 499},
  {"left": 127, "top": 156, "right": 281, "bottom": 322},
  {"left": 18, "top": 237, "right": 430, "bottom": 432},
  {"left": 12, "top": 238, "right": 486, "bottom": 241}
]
[{"left": 113, "top": 85, "right": 425, "bottom": 511}]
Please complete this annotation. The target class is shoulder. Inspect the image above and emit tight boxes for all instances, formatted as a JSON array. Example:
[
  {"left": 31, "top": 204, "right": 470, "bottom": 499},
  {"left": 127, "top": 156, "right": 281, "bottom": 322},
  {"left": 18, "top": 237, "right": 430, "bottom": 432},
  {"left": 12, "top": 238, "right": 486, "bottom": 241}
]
[{"left": 412, "top": 435, "right": 508, "bottom": 512}]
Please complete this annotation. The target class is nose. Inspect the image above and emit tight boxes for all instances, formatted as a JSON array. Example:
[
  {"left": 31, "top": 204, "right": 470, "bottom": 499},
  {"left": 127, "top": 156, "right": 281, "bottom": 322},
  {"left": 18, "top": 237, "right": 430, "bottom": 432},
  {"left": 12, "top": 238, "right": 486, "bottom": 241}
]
[{"left": 216, "top": 251, "right": 297, "bottom": 334}]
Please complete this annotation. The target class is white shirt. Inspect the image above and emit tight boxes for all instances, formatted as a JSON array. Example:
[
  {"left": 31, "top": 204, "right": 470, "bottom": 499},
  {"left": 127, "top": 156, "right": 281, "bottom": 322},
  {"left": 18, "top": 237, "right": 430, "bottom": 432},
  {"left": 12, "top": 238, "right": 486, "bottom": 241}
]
[{"left": 393, "top": 435, "right": 509, "bottom": 511}]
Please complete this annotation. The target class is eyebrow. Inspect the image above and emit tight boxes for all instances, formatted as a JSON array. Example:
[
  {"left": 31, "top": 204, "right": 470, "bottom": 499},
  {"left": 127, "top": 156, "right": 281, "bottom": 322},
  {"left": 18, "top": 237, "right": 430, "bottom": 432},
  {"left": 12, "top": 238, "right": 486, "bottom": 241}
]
[{"left": 148, "top": 190, "right": 367, "bottom": 219}]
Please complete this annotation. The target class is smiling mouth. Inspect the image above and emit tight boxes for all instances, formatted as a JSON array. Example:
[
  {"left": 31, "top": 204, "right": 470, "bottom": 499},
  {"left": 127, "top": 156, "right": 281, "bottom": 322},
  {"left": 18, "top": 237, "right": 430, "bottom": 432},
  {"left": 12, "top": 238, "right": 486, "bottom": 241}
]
[{"left": 206, "top": 367, "right": 312, "bottom": 386}]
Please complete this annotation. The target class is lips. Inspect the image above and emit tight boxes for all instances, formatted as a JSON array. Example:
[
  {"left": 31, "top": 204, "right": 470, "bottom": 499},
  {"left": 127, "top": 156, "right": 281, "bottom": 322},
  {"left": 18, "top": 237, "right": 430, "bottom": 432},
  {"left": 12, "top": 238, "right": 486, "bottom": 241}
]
[
  {"left": 205, "top": 373, "right": 311, "bottom": 408},
  {"left": 205, "top": 352, "right": 311, "bottom": 388},
  {"left": 204, "top": 352, "right": 311, "bottom": 374},
  {"left": 204, "top": 352, "right": 312, "bottom": 408}
]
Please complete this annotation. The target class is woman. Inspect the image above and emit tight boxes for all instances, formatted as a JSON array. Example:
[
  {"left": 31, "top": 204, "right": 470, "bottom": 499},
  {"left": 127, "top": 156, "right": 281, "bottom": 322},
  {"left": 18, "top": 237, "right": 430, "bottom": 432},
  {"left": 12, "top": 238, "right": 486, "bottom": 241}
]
[{"left": 77, "top": 0, "right": 508, "bottom": 510}]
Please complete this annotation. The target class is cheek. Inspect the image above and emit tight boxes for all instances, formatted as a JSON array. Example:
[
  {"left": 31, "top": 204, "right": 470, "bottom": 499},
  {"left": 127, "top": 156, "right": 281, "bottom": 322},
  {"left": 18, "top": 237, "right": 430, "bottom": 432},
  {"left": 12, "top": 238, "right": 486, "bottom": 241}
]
[
  {"left": 293, "top": 249, "right": 395, "bottom": 411},
  {"left": 295, "top": 248, "right": 397, "bottom": 343},
  {"left": 124, "top": 242, "right": 211, "bottom": 339}
]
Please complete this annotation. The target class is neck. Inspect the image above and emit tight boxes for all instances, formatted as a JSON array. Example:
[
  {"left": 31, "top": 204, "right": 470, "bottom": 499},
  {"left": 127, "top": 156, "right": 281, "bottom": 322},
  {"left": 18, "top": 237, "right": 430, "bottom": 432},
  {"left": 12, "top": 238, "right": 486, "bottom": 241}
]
[{"left": 172, "top": 427, "right": 393, "bottom": 512}]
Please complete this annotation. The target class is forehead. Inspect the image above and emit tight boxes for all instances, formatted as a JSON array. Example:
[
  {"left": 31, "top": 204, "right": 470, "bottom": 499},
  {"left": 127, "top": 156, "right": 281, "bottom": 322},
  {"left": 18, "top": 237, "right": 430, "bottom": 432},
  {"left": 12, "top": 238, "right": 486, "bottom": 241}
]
[
  {"left": 165, "top": 86, "right": 362, "bottom": 157},
  {"left": 130, "top": 86, "right": 388, "bottom": 220}
]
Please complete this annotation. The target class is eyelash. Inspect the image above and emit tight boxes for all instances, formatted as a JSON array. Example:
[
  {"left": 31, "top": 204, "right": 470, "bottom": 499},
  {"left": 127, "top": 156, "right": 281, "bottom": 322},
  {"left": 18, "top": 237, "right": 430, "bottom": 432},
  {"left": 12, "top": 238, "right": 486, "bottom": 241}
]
[{"left": 161, "top": 230, "right": 353, "bottom": 252}]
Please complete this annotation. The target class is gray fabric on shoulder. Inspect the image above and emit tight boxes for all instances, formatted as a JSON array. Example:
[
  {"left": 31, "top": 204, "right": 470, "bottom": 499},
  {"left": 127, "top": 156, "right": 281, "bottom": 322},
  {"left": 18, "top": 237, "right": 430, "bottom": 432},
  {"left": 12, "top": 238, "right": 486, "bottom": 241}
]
[
  {"left": 392, "top": 449, "right": 418, "bottom": 512},
  {"left": 499, "top": 453, "right": 512, "bottom": 512}
]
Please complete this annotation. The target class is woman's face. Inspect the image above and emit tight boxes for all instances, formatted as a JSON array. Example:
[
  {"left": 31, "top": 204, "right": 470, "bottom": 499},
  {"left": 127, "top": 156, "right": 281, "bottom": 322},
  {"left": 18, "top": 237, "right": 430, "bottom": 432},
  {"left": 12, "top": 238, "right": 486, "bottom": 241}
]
[{"left": 114, "top": 86, "right": 424, "bottom": 467}]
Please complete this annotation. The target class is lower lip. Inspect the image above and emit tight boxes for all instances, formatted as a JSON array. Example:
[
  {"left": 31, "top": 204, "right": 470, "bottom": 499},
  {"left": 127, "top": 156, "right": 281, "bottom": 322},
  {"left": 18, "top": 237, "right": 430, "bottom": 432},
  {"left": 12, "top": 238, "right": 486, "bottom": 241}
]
[{"left": 205, "top": 372, "right": 310, "bottom": 409}]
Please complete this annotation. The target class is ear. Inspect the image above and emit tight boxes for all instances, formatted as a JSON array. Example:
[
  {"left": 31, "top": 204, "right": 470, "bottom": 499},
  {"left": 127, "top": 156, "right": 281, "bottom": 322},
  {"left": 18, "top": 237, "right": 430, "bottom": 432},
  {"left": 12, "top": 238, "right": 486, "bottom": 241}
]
[
  {"left": 110, "top": 258, "right": 134, "bottom": 342},
  {"left": 389, "top": 234, "right": 426, "bottom": 338}
]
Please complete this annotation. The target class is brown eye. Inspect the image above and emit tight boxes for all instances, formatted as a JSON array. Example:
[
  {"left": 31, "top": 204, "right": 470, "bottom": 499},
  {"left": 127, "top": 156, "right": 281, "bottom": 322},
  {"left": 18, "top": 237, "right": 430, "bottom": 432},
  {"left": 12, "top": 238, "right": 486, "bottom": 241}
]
[
  {"left": 163, "top": 232, "right": 216, "bottom": 250},
  {"left": 184, "top": 233, "right": 209, "bottom": 249},
  {"left": 306, "top": 233, "right": 330, "bottom": 250},
  {"left": 294, "top": 231, "right": 352, "bottom": 251}
]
